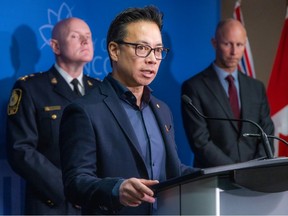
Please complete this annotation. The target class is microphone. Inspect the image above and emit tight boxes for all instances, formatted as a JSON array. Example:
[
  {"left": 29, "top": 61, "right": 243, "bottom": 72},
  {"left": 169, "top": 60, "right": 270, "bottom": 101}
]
[
  {"left": 181, "top": 94, "right": 274, "bottom": 159},
  {"left": 243, "top": 133, "right": 288, "bottom": 146}
]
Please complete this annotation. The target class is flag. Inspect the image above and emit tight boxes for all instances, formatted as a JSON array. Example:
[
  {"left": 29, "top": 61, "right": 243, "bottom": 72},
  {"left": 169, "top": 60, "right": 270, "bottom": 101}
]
[
  {"left": 233, "top": 0, "right": 256, "bottom": 78},
  {"left": 267, "top": 6, "right": 288, "bottom": 157}
]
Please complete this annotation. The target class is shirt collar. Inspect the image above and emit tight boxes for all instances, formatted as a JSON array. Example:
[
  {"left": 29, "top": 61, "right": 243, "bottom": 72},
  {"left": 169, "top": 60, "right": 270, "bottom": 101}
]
[
  {"left": 106, "top": 74, "right": 152, "bottom": 109},
  {"left": 212, "top": 63, "right": 238, "bottom": 82},
  {"left": 54, "top": 63, "right": 84, "bottom": 87}
]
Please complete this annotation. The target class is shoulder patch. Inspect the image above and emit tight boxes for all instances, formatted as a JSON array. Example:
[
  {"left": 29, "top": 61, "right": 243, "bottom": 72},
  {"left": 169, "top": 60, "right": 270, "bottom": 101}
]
[{"left": 7, "top": 89, "right": 22, "bottom": 115}]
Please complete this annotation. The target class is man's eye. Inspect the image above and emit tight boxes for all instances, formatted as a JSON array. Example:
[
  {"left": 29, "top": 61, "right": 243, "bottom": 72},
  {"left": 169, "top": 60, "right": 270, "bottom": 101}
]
[
  {"left": 155, "top": 47, "right": 163, "bottom": 53},
  {"left": 137, "top": 45, "right": 146, "bottom": 50},
  {"left": 71, "top": 34, "right": 79, "bottom": 39}
]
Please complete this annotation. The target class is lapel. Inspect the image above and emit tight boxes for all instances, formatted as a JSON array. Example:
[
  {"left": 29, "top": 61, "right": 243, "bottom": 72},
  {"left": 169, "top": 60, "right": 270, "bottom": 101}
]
[
  {"left": 238, "top": 72, "right": 251, "bottom": 131},
  {"left": 83, "top": 75, "right": 97, "bottom": 95},
  {"left": 48, "top": 66, "right": 97, "bottom": 101},
  {"left": 202, "top": 65, "right": 239, "bottom": 131},
  {"left": 48, "top": 66, "right": 78, "bottom": 101},
  {"left": 149, "top": 97, "right": 171, "bottom": 145},
  {"left": 149, "top": 96, "right": 182, "bottom": 178},
  {"left": 99, "top": 79, "right": 146, "bottom": 164}
]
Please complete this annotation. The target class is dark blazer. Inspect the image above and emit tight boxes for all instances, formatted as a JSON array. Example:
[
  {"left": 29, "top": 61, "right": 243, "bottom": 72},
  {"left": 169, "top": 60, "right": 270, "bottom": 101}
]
[
  {"left": 181, "top": 64, "right": 274, "bottom": 168},
  {"left": 60, "top": 77, "right": 198, "bottom": 215},
  {"left": 6, "top": 66, "right": 100, "bottom": 215}
]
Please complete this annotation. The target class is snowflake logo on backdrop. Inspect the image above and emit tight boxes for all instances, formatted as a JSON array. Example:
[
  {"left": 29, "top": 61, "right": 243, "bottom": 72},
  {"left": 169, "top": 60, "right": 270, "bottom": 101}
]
[
  {"left": 39, "top": 2, "right": 73, "bottom": 49},
  {"left": 38, "top": 2, "right": 110, "bottom": 79}
]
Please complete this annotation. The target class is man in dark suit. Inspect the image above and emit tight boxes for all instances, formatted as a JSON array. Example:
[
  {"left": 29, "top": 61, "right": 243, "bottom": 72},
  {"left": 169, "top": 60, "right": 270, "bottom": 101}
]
[
  {"left": 59, "top": 6, "right": 199, "bottom": 215},
  {"left": 181, "top": 18, "right": 274, "bottom": 168},
  {"left": 6, "top": 17, "right": 100, "bottom": 214}
]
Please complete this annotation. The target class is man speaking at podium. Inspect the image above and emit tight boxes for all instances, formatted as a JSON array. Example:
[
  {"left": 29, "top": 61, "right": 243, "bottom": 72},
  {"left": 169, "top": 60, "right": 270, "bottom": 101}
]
[
  {"left": 59, "top": 6, "right": 199, "bottom": 215},
  {"left": 181, "top": 19, "right": 274, "bottom": 168}
]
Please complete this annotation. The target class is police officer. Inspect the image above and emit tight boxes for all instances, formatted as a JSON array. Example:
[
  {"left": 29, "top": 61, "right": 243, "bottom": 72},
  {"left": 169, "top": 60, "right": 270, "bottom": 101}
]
[{"left": 6, "top": 17, "right": 100, "bottom": 214}]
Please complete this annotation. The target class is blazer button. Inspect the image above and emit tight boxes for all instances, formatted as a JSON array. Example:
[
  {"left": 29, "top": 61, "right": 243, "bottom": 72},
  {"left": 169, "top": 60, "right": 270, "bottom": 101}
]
[{"left": 46, "top": 200, "right": 55, "bottom": 206}]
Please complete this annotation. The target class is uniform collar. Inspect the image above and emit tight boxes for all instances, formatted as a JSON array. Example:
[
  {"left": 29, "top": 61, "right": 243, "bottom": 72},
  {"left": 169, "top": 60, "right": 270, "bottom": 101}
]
[{"left": 54, "top": 63, "right": 84, "bottom": 88}]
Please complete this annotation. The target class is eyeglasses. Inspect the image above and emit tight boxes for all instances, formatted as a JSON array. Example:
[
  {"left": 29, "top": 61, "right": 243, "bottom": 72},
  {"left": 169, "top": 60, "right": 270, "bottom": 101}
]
[{"left": 116, "top": 41, "right": 169, "bottom": 60}]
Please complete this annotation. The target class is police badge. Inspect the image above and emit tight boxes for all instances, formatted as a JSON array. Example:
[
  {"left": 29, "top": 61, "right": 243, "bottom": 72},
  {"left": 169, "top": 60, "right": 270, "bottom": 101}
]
[{"left": 8, "top": 89, "right": 22, "bottom": 115}]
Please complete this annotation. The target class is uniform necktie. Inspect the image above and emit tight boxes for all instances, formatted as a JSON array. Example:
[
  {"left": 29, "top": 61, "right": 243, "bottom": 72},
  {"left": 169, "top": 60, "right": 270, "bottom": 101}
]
[
  {"left": 71, "top": 78, "right": 82, "bottom": 96},
  {"left": 226, "top": 75, "right": 240, "bottom": 119}
]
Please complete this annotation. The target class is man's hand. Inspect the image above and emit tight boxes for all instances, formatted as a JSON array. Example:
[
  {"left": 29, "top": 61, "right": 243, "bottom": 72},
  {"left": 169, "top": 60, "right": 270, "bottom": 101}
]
[{"left": 119, "top": 178, "right": 159, "bottom": 207}]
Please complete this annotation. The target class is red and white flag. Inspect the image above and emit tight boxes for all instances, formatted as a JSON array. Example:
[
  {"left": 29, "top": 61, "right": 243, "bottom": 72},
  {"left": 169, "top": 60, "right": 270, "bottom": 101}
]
[
  {"left": 267, "top": 6, "right": 288, "bottom": 157},
  {"left": 233, "top": 0, "right": 256, "bottom": 78}
]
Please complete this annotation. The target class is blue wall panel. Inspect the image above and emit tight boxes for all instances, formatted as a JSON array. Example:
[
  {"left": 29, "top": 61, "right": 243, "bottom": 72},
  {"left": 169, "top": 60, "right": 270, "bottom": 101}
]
[{"left": 0, "top": 0, "right": 220, "bottom": 214}]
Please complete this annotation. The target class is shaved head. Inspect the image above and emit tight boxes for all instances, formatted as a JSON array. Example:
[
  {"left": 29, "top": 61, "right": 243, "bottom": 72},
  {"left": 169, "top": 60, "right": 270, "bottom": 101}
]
[
  {"left": 215, "top": 18, "right": 247, "bottom": 41},
  {"left": 50, "top": 17, "right": 93, "bottom": 74},
  {"left": 211, "top": 18, "right": 247, "bottom": 72},
  {"left": 52, "top": 17, "right": 89, "bottom": 41}
]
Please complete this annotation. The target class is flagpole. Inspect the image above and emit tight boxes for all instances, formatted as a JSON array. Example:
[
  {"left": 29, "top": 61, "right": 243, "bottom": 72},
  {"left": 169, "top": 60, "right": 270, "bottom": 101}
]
[{"left": 286, "top": 0, "right": 288, "bottom": 18}]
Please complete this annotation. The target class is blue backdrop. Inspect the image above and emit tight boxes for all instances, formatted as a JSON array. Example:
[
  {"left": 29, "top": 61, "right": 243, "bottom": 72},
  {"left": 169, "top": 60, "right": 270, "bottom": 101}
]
[{"left": 0, "top": 0, "right": 219, "bottom": 214}]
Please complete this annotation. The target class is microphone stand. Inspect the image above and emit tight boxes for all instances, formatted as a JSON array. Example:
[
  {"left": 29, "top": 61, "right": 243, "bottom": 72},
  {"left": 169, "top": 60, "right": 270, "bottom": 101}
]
[
  {"left": 243, "top": 133, "right": 288, "bottom": 146},
  {"left": 182, "top": 95, "right": 274, "bottom": 159}
]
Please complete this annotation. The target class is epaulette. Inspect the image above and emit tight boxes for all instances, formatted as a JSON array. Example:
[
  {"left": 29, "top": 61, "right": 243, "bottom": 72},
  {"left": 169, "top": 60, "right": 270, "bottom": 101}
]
[
  {"left": 18, "top": 72, "right": 43, "bottom": 81},
  {"left": 18, "top": 75, "right": 29, "bottom": 81},
  {"left": 95, "top": 77, "right": 102, "bottom": 81},
  {"left": 85, "top": 74, "right": 102, "bottom": 81}
]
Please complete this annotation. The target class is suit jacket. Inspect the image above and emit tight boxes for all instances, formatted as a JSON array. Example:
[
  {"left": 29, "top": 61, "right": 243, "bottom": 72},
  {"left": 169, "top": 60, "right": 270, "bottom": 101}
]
[
  {"left": 60, "top": 77, "right": 198, "bottom": 215},
  {"left": 6, "top": 66, "right": 100, "bottom": 214},
  {"left": 181, "top": 64, "right": 274, "bottom": 168}
]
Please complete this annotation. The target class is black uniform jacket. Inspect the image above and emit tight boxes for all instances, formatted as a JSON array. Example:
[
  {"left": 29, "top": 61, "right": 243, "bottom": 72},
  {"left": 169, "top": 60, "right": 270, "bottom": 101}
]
[{"left": 6, "top": 66, "right": 100, "bottom": 214}]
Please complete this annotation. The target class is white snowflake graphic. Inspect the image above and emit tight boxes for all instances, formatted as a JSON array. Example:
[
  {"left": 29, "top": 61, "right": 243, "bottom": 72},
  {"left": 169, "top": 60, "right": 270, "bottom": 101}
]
[{"left": 39, "top": 2, "right": 73, "bottom": 49}]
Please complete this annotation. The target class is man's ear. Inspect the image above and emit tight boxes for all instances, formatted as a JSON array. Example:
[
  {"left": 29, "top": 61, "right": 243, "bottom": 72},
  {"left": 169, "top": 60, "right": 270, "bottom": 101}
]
[
  {"left": 211, "top": 38, "right": 217, "bottom": 49},
  {"left": 50, "top": 39, "right": 60, "bottom": 55},
  {"left": 108, "top": 41, "right": 120, "bottom": 62}
]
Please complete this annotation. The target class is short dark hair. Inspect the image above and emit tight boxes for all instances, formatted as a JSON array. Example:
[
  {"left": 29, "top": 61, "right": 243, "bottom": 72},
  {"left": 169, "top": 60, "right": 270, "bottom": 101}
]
[{"left": 106, "top": 5, "right": 163, "bottom": 50}]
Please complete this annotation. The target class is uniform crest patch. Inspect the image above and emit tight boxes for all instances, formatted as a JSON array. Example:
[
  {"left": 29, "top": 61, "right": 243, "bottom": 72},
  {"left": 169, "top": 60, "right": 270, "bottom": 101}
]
[
  {"left": 51, "top": 78, "right": 57, "bottom": 84},
  {"left": 87, "top": 80, "right": 93, "bottom": 86},
  {"left": 8, "top": 89, "right": 22, "bottom": 115}
]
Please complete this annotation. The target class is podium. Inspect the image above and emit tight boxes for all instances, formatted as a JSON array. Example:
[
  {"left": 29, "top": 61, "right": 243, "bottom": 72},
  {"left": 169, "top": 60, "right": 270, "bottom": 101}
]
[{"left": 153, "top": 157, "right": 288, "bottom": 215}]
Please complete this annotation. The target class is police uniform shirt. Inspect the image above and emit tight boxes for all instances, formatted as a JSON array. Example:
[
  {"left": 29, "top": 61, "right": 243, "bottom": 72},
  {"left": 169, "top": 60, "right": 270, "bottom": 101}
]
[{"left": 54, "top": 63, "right": 85, "bottom": 95}]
